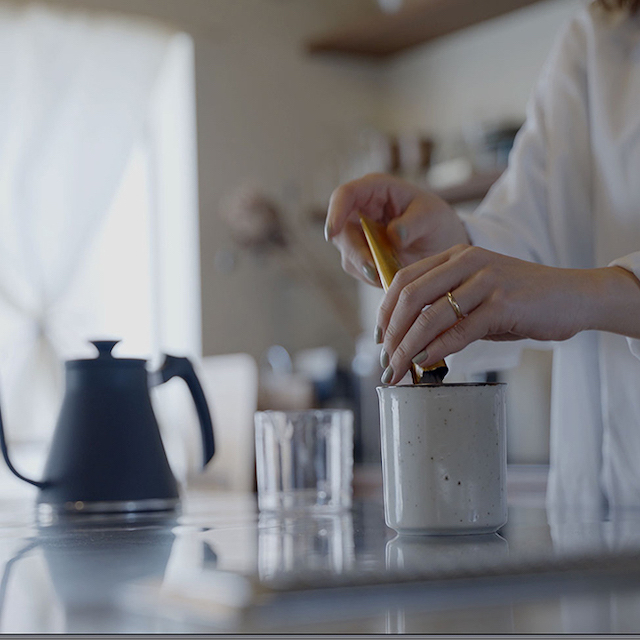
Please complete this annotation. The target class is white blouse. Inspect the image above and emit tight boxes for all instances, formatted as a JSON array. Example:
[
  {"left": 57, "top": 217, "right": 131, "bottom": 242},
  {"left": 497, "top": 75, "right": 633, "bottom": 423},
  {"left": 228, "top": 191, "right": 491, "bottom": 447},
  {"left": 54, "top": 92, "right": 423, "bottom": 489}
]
[{"left": 458, "top": 1, "right": 640, "bottom": 509}]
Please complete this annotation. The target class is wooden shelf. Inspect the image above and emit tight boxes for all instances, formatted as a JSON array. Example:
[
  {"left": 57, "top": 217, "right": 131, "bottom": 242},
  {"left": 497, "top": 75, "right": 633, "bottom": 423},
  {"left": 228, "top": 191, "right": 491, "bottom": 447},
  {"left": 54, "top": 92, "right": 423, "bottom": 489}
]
[
  {"left": 432, "top": 169, "right": 503, "bottom": 205},
  {"left": 306, "top": 0, "right": 544, "bottom": 58}
]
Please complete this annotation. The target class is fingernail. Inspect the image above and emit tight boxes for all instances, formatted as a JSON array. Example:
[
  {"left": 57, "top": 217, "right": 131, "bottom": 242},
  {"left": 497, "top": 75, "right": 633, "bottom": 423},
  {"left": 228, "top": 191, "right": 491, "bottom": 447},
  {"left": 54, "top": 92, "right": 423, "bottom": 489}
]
[
  {"left": 324, "top": 221, "right": 333, "bottom": 242},
  {"left": 363, "top": 262, "right": 378, "bottom": 283},
  {"left": 374, "top": 325, "right": 383, "bottom": 344},
  {"left": 412, "top": 349, "right": 428, "bottom": 365},
  {"left": 380, "top": 349, "right": 389, "bottom": 369},
  {"left": 381, "top": 366, "right": 394, "bottom": 384},
  {"left": 395, "top": 224, "right": 407, "bottom": 244}
]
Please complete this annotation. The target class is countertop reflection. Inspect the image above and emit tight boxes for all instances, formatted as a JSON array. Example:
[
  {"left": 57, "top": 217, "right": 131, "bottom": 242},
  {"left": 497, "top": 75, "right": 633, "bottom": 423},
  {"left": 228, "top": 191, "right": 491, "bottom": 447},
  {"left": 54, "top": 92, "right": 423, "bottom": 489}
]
[{"left": 2, "top": 468, "right": 640, "bottom": 633}]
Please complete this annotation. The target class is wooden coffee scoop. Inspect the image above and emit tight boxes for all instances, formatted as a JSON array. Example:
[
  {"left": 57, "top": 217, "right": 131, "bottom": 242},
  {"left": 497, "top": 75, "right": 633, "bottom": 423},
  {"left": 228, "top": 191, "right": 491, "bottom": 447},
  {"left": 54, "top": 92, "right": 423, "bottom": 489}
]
[{"left": 359, "top": 215, "right": 448, "bottom": 385}]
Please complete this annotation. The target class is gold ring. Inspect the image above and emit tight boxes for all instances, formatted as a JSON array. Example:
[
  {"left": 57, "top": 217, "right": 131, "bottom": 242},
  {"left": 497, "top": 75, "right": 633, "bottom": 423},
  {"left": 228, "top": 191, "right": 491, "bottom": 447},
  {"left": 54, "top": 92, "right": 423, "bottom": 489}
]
[{"left": 446, "top": 291, "right": 464, "bottom": 320}]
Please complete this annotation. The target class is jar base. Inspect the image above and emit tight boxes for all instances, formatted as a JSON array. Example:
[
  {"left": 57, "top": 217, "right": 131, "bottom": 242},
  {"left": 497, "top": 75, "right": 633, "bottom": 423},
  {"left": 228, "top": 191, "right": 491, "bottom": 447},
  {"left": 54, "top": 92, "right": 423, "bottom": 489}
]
[{"left": 389, "top": 522, "right": 505, "bottom": 536}]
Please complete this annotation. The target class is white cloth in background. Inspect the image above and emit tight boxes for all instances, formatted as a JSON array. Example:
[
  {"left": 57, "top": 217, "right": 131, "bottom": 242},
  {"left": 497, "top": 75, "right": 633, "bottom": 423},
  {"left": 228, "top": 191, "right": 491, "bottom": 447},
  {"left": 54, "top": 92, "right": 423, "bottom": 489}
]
[
  {"left": 454, "top": 2, "right": 640, "bottom": 509},
  {"left": 0, "top": 3, "right": 171, "bottom": 441}
]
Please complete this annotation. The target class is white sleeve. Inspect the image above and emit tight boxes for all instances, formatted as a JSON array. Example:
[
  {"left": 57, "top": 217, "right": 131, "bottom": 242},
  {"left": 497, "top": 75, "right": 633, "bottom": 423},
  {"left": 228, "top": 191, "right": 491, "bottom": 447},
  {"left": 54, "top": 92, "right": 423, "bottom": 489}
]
[
  {"left": 460, "top": 10, "right": 592, "bottom": 271},
  {"left": 450, "top": 11, "right": 592, "bottom": 373},
  {"left": 609, "top": 253, "right": 640, "bottom": 359}
]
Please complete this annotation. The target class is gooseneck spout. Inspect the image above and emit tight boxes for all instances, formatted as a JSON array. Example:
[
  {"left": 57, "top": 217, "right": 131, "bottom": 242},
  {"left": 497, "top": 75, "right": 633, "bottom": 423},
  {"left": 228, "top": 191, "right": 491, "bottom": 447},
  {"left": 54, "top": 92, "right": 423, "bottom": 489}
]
[{"left": 0, "top": 397, "right": 47, "bottom": 489}]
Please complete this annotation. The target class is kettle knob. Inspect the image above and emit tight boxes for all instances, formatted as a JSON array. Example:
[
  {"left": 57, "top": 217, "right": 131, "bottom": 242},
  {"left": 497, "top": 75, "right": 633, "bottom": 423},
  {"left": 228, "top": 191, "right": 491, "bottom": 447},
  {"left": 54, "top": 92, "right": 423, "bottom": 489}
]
[{"left": 91, "top": 340, "right": 120, "bottom": 359}]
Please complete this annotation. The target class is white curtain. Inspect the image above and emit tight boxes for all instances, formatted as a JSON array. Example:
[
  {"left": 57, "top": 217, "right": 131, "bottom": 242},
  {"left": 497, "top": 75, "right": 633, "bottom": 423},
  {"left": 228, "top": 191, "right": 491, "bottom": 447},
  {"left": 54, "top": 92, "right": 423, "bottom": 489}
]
[{"left": 0, "top": 3, "right": 173, "bottom": 443}]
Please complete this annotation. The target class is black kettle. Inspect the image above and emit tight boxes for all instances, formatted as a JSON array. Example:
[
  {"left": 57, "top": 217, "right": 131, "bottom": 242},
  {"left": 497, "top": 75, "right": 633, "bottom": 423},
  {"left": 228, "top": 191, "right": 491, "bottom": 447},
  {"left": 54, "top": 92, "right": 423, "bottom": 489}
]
[{"left": 0, "top": 340, "right": 215, "bottom": 516}]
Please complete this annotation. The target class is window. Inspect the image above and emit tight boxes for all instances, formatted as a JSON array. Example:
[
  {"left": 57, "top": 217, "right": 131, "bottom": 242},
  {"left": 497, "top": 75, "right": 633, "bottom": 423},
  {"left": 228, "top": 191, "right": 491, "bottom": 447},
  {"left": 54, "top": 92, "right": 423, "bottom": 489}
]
[{"left": 0, "top": 5, "right": 201, "bottom": 493}]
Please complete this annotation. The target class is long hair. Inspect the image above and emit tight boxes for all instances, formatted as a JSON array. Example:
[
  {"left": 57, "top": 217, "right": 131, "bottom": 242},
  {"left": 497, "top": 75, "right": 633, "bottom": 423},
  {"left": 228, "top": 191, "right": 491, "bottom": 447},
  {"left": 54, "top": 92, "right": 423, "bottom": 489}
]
[{"left": 598, "top": 0, "right": 640, "bottom": 13}]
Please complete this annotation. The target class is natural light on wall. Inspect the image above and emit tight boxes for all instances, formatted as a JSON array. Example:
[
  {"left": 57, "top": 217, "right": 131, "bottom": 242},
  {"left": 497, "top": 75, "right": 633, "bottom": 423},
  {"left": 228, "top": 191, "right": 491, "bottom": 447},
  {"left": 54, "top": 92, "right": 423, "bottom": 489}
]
[{"left": 0, "top": 3, "right": 201, "bottom": 494}]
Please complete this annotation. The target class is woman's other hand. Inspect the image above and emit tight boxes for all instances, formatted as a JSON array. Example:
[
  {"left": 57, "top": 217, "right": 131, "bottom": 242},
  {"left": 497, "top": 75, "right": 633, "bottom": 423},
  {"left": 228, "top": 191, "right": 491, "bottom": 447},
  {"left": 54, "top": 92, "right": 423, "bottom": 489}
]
[
  {"left": 377, "top": 244, "right": 640, "bottom": 384},
  {"left": 324, "top": 173, "right": 469, "bottom": 286}
]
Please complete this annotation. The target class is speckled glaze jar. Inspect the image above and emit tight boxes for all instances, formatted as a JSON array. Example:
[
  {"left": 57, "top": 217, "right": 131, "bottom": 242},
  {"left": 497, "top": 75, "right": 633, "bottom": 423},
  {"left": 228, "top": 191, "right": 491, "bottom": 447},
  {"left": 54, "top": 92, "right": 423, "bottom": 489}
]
[{"left": 377, "top": 383, "right": 507, "bottom": 536}]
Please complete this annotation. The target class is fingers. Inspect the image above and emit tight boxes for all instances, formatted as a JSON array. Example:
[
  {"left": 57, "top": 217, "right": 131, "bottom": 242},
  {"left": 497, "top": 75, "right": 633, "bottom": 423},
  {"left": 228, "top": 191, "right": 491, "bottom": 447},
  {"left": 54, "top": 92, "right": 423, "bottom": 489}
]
[
  {"left": 376, "top": 245, "right": 462, "bottom": 336},
  {"left": 384, "top": 279, "right": 487, "bottom": 384},
  {"left": 416, "top": 303, "right": 495, "bottom": 369},
  {"left": 387, "top": 190, "right": 452, "bottom": 249},
  {"left": 333, "top": 221, "right": 381, "bottom": 286},
  {"left": 380, "top": 258, "right": 462, "bottom": 360},
  {"left": 325, "top": 173, "right": 416, "bottom": 240}
]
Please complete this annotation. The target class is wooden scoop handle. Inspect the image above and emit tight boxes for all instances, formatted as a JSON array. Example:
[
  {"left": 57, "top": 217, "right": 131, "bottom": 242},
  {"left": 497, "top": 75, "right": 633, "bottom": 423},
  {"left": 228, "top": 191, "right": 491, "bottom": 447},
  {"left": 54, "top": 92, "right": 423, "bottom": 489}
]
[{"left": 359, "top": 215, "right": 448, "bottom": 384}]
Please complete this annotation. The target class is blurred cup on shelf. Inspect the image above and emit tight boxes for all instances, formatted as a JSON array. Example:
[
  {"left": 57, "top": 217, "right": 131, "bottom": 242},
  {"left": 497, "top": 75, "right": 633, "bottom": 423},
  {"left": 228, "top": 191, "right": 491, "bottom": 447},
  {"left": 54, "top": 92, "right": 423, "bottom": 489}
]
[
  {"left": 397, "top": 133, "right": 433, "bottom": 177},
  {"left": 254, "top": 409, "right": 353, "bottom": 512},
  {"left": 377, "top": 383, "right": 507, "bottom": 535},
  {"left": 377, "top": 0, "right": 404, "bottom": 13}
]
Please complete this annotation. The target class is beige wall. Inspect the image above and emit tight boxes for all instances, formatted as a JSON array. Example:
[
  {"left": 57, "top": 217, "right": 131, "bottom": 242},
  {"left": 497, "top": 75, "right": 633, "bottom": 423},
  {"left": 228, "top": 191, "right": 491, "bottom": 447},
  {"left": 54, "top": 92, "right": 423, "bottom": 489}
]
[
  {"left": 381, "top": 0, "right": 585, "bottom": 135},
  {"left": 189, "top": 1, "right": 383, "bottom": 362},
  {"left": 28, "top": 0, "right": 383, "bottom": 364}
]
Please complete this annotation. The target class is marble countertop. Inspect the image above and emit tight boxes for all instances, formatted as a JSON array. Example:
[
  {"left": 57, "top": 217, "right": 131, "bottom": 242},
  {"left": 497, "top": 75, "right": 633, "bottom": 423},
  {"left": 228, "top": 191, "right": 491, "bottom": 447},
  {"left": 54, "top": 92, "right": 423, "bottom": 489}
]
[{"left": 1, "top": 465, "right": 640, "bottom": 634}]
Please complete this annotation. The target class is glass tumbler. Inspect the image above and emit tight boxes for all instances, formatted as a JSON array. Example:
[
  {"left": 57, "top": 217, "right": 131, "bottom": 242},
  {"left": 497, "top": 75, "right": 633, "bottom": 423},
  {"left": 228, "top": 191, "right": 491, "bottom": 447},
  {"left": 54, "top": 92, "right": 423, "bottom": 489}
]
[{"left": 254, "top": 409, "right": 353, "bottom": 512}]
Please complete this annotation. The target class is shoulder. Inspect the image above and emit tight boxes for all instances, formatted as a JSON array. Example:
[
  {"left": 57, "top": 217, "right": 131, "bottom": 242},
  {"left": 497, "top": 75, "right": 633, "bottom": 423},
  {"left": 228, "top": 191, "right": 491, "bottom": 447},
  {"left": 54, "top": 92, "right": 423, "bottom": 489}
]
[
  {"left": 536, "top": 1, "right": 626, "bottom": 91},
  {"left": 551, "top": 1, "right": 638, "bottom": 64},
  {"left": 559, "top": 2, "right": 625, "bottom": 41},
  {"left": 547, "top": 4, "right": 593, "bottom": 73}
]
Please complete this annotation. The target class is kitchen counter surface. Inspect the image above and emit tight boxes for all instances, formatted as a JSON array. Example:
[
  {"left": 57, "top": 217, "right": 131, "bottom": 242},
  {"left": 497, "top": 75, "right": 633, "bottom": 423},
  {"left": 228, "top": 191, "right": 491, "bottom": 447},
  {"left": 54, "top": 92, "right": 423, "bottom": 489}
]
[{"left": 1, "top": 465, "right": 640, "bottom": 634}]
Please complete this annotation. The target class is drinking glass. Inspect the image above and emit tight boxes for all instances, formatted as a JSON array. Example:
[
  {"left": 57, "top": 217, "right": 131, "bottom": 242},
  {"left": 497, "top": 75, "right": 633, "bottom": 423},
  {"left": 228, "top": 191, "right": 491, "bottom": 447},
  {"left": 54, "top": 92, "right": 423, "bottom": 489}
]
[{"left": 254, "top": 409, "right": 353, "bottom": 512}]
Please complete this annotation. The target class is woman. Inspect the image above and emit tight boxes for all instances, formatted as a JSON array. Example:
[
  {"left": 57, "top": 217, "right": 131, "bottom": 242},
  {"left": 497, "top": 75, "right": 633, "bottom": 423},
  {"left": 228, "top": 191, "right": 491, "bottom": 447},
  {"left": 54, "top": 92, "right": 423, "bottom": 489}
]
[{"left": 325, "top": 0, "right": 640, "bottom": 509}]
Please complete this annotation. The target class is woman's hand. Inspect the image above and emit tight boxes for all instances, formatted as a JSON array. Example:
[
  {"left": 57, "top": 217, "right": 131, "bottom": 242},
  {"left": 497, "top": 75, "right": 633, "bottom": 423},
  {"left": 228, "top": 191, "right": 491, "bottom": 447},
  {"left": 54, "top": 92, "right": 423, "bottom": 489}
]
[
  {"left": 325, "top": 173, "right": 469, "bottom": 286},
  {"left": 378, "top": 244, "right": 640, "bottom": 385}
]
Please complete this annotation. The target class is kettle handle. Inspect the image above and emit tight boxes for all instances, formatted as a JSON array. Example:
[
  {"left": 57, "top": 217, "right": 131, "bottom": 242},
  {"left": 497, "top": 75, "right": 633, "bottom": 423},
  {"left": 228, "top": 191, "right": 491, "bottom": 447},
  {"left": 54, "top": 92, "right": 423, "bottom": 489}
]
[
  {"left": 153, "top": 356, "right": 215, "bottom": 468},
  {"left": 0, "top": 398, "right": 46, "bottom": 489}
]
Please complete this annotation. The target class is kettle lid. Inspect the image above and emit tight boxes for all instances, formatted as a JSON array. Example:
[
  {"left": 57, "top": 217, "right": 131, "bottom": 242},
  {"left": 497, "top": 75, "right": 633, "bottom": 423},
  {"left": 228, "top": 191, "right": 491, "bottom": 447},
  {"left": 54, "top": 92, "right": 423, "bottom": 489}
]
[{"left": 66, "top": 340, "right": 146, "bottom": 369}]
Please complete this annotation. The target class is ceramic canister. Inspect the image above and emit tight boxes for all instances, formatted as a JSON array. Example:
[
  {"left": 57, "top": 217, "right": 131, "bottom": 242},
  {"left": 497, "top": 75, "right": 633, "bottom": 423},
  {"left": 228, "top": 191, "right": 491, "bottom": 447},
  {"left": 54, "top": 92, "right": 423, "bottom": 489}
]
[{"left": 376, "top": 383, "right": 507, "bottom": 535}]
